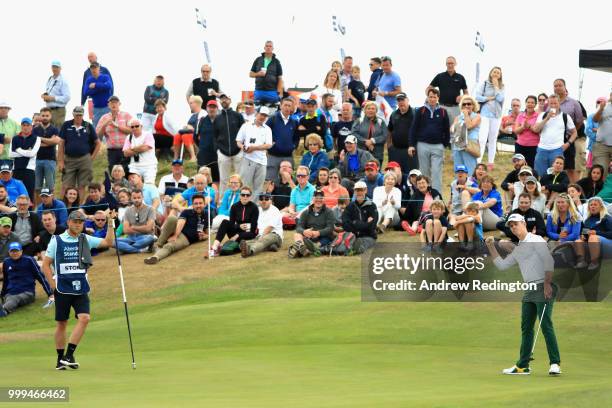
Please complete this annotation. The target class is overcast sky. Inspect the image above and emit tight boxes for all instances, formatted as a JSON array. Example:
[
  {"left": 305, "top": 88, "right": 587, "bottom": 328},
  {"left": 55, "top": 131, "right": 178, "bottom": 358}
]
[{"left": 2, "top": 0, "right": 611, "bottom": 122}]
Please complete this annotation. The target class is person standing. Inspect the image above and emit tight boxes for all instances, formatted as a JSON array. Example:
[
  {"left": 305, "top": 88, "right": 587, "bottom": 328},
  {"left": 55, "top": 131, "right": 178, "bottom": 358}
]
[
  {"left": 123, "top": 119, "right": 157, "bottom": 185},
  {"left": 366, "top": 57, "right": 383, "bottom": 101},
  {"left": 485, "top": 214, "right": 562, "bottom": 376},
  {"left": 82, "top": 62, "right": 113, "bottom": 130},
  {"left": 33, "top": 108, "right": 61, "bottom": 204},
  {"left": 387, "top": 93, "right": 417, "bottom": 173},
  {"left": 426, "top": 56, "right": 468, "bottom": 126},
  {"left": 475, "top": 66, "right": 505, "bottom": 170},
  {"left": 80, "top": 52, "right": 113, "bottom": 106},
  {"left": 554, "top": 79, "right": 585, "bottom": 182},
  {"left": 42, "top": 210, "right": 115, "bottom": 369},
  {"left": 195, "top": 100, "right": 220, "bottom": 182},
  {"left": 9, "top": 118, "right": 40, "bottom": 201},
  {"left": 236, "top": 107, "right": 273, "bottom": 197},
  {"left": 249, "top": 41, "right": 284, "bottom": 105},
  {"left": 41, "top": 60, "right": 71, "bottom": 129},
  {"left": 592, "top": 92, "right": 612, "bottom": 177},
  {"left": 266, "top": 98, "right": 298, "bottom": 182},
  {"left": 186, "top": 64, "right": 219, "bottom": 108},
  {"left": 0, "top": 102, "right": 21, "bottom": 160},
  {"left": 96, "top": 95, "right": 132, "bottom": 174},
  {"left": 374, "top": 56, "right": 402, "bottom": 109},
  {"left": 214, "top": 94, "right": 245, "bottom": 195},
  {"left": 514, "top": 96, "right": 540, "bottom": 168},
  {"left": 142, "top": 75, "right": 169, "bottom": 131}
]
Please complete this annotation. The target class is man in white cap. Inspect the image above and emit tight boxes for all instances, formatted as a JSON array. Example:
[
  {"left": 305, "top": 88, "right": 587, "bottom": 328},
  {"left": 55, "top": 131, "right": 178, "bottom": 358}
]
[
  {"left": 485, "top": 214, "right": 561, "bottom": 376},
  {"left": 0, "top": 102, "right": 20, "bottom": 160},
  {"left": 41, "top": 60, "right": 71, "bottom": 128},
  {"left": 337, "top": 134, "right": 375, "bottom": 191},
  {"left": 236, "top": 106, "right": 273, "bottom": 198}
]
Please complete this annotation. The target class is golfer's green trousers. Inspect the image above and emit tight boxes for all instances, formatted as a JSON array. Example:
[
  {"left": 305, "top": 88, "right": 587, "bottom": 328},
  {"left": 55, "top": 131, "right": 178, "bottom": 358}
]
[{"left": 516, "top": 298, "right": 561, "bottom": 368}]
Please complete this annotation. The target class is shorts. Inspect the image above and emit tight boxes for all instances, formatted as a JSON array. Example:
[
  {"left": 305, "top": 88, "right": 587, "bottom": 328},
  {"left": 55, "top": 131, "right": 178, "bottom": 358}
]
[
  {"left": 173, "top": 132, "right": 194, "bottom": 147},
  {"left": 54, "top": 289, "right": 90, "bottom": 321},
  {"left": 62, "top": 154, "right": 93, "bottom": 188}
]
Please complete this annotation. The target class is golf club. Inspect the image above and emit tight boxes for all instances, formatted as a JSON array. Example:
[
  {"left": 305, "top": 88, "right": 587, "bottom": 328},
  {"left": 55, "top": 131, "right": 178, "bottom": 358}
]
[
  {"left": 112, "top": 217, "right": 137, "bottom": 369},
  {"left": 530, "top": 303, "right": 547, "bottom": 361}
]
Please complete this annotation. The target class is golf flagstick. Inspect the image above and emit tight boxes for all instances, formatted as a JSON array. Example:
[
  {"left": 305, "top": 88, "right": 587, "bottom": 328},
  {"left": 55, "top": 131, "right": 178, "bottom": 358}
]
[
  {"left": 112, "top": 217, "right": 137, "bottom": 369},
  {"left": 530, "top": 303, "right": 547, "bottom": 360}
]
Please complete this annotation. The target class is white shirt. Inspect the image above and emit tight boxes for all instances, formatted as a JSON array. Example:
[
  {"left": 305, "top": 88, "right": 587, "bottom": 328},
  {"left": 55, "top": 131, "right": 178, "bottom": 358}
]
[
  {"left": 123, "top": 131, "right": 157, "bottom": 167},
  {"left": 242, "top": 112, "right": 256, "bottom": 124},
  {"left": 372, "top": 186, "right": 402, "bottom": 210},
  {"left": 158, "top": 173, "right": 189, "bottom": 196},
  {"left": 236, "top": 122, "right": 272, "bottom": 166},
  {"left": 257, "top": 204, "right": 283, "bottom": 241},
  {"left": 493, "top": 232, "right": 554, "bottom": 283},
  {"left": 537, "top": 111, "right": 575, "bottom": 150}
]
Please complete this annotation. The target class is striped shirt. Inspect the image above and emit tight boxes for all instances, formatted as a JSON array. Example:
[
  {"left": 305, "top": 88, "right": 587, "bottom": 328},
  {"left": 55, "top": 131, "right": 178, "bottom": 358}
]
[{"left": 96, "top": 111, "right": 133, "bottom": 149}]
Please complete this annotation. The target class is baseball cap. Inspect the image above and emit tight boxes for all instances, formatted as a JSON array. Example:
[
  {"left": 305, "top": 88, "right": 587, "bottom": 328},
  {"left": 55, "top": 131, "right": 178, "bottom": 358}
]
[
  {"left": 365, "top": 162, "right": 379, "bottom": 171},
  {"left": 512, "top": 153, "right": 526, "bottom": 161},
  {"left": 0, "top": 102, "right": 11, "bottom": 109},
  {"left": 344, "top": 135, "right": 357, "bottom": 144},
  {"left": 244, "top": 100, "right": 254, "bottom": 106},
  {"left": 395, "top": 92, "right": 407, "bottom": 100},
  {"left": 8, "top": 242, "right": 22, "bottom": 252},
  {"left": 21, "top": 117, "right": 33, "bottom": 125},
  {"left": 206, "top": 100, "right": 218, "bottom": 107},
  {"left": 518, "top": 166, "right": 533, "bottom": 176},
  {"left": 259, "top": 192, "right": 272, "bottom": 200},
  {"left": 68, "top": 211, "right": 87, "bottom": 222},
  {"left": 305, "top": 99, "right": 317, "bottom": 106},
  {"left": 218, "top": 93, "right": 229, "bottom": 99},
  {"left": 409, "top": 169, "right": 422, "bottom": 177},
  {"left": 0, "top": 216, "right": 12, "bottom": 227},
  {"left": 0, "top": 162, "right": 12, "bottom": 172},
  {"left": 385, "top": 161, "right": 401, "bottom": 170},
  {"left": 354, "top": 181, "right": 367, "bottom": 190},
  {"left": 596, "top": 96, "right": 607, "bottom": 104},
  {"left": 172, "top": 159, "right": 184, "bottom": 166},
  {"left": 525, "top": 176, "right": 538, "bottom": 184},
  {"left": 454, "top": 164, "right": 468, "bottom": 173},
  {"left": 40, "top": 188, "right": 52, "bottom": 196},
  {"left": 73, "top": 106, "right": 85, "bottom": 114},
  {"left": 505, "top": 213, "right": 525, "bottom": 226},
  {"left": 89, "top": 61, "right": 100, "bottom": 68},
  {"left": 313, "top": 189, "right": 325, "bottom": 197},
  {"left": 258, "top": 106, "right": 271, "bottom": 116},
  {"left": 108, "top": 95, "right": 120, "bottom": 103},
  {"left": 51, "top": 60, "right": 62, "bottom": 67}
]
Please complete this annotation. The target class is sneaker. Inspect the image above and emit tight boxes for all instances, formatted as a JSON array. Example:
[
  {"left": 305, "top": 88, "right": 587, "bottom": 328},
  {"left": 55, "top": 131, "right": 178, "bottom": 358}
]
[
  {"left": 421, "top": 243, "right": 432, "bottom": 252},
  {"left": 144, "top": 256, "right": 159, "bottom": 265},
  {"left": 288, "top": 243, "right": 300, "bottom": 259},
  {"left": 502, "top": 365, "right": 530, "bottom": 375},
  {"left": 268, "top": 243, "right": 279, "bottom": 252},
  {"left": 400, "top": 221, "right": 416, "bottom": 236},
  {"left": 587, "top": 261, "right": 600, "bottom": 271},
  {"left": 240, "top": 240, "right": 251, "bottom": 258},
  {"left": 432, "top": 243, "right": 444, "bottom": 254},
  {"left": 303, "top": 239, "right": 318, "bottom": 256},
  {"left": 60, "top": 355, "right": 79, "bottom": 369},
  {"left": 465, "top": 241, "right": 474, "bottom": 251},
  {"left": 56, "top": 360, "right": 66, "bottom": 370},
  {"left": 549, "top": 363, "right": 562, "bottom": 376}
]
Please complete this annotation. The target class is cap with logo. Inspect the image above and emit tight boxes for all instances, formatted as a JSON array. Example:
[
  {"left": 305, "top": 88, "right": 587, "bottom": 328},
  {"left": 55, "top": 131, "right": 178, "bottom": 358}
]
[
  {"left": 344, "top": 135, "right": 357, "bottom": 144},
  {"left": 172, "top": 159, "right": 184, "bottom": 166},
  {"left": 365, "top": 162, "right": 379, "bottom": 171},
  {"left": 305, "top": 99, "right": 317, "bottom": 106},
  {"left": 512, "top": 153, "right": 526, "bottom": 161},
  {"left": 258, "top": 106, "right": 271, "bottom": 116},
  {"left": 0, "top": 161, "right": 13, "bottom": 172},
  {"left": 525, "top": 176, "right": 538, "bottom": 184},
  {"left": 505, "top": 213, "right": 525, "bottom": 226},
  {"left": 40, "top": 188, "right": 53, "bottom": 196},
  {"left": 206, "top": 99, "right": 218, "bottom": 107},
  {"left": 68, "top": 211, "right": 88, "bottom": 222},
  {"left": 8, "top": 242, "right": 22, "bottom": 252},
  {"left": 21, "top": 117, "right": 33, "bottom": 125},
  {"left": 313, "top": 189, "right": 325, "bottom": 197},
  {"left": 518, "top": 166, "right": 533, "bottom": 176},
  {"left": 454, "top": 164, "right": 468, "bottom": 173},
  {"left": 409, "top": 169, "right": 422, "bottom": 177},
  {"left": 395, "top": 92, "right": 407, "bottom": 100},
  {"left": 354, "top": 181, "right": 368, "bottom": 190},
  {"left": 0, "top": 102, "right": 11, "bottom": 109}
]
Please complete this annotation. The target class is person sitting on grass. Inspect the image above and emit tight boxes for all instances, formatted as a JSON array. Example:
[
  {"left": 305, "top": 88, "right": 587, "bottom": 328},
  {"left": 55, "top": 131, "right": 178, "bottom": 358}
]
[
  {"left": 372, "top": 171, "right": 401, "bottom": 234},
  {"left": 576, "top": 164, "right": 605, "bottom": 199},
  {"left": 300, "top": 133, "right": 330, "bottom": 183},
  {"left": 240, "top": 192, "right": 283, "bottom": 258},
  {"left": 512, "top": 176, "right": 546, "bottom": 216},
  {"left": 471, "top": 175, "right": 503, "bottom": 231},
  {"left": 282, "top": 166, "right": 315, "bottom": 228},
  {"left": 507, "top": 166, "right": 535, "bottom": 212},
  {"left": 37, "top": 188, "right": 68, "bottom": 228},
  {"left": 332, "top": 196, "right": 350, "bottom": 233},
  {"left": 34, "top": 210, "right": 66, "bottom": 253},
  {"left": 0, "top": 241, "right": 53, "bottom": 318},
  {"left": 573, "top": 197, "right": 612, "bottom": 270},
  {"left": 448, "top": 164, "right": 479, "bottom": 226},
  {"left": 115, "top": 189, "right": 156, "bottom": 254},
  {"left": 211, "top": 174, "right": 242, "bottom": 232},
  {"left": 145, "top": 194, "right": 211, "bottom": 264},
  {"left": 401, "top": 175, "right": 442, "bottom": 236},
  {"left": 497, "top": 193, "right": 546, "bottom": 243},
  {"left": 81, "top": 182, "right": 112, "bottom": 220},
  {"left": 288, "top": 189, "right": 335, "bottom": 258},
  {"left": 62, "top": 187, "right": 81, "bottom": 216},
  {"left": 315, "top": 167, "right": 329, "bottom": 188},
  {"left": 540, "top": 156, "right": 569, "bottom": 212},
  {"left": 322, "top": 168, "right": 350, "bottom": 209},
  {"left": 341, "top": 181, "right": 378, "bottom": 254},
  {"left": 209, "top": 186, "right": 258, "bottom": 257},
  {"left": 453, "top": 201, "right": 483, "bottom": 251},
  {"left": 546, "top": 193, "right": 581, "bottom": 244},
  {"left": 359, "top": 160, "right": 384, "bottom": 199},
  {"left": 419, "top": 200, "right": 449, "bottom": 253},
  {"left": 83, "top": 210, "right": 109, "bottom": 256}
]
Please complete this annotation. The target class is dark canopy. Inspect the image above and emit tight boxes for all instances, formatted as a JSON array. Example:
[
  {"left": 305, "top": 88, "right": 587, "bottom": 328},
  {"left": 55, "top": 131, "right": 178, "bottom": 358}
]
[{"left": 579, "top": 49, "right": 612, "bottom": 73}]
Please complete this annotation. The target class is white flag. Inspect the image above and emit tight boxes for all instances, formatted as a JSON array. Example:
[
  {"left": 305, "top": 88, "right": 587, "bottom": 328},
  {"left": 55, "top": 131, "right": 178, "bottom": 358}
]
[{"left": 375, "top": 95, "right": 393, "bottom": 122}]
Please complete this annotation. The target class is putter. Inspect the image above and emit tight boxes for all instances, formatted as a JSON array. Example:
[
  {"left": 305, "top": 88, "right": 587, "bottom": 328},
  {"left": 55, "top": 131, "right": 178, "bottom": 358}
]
[{"left": 529, "top": 303, "right": 548, "bottom": 361}]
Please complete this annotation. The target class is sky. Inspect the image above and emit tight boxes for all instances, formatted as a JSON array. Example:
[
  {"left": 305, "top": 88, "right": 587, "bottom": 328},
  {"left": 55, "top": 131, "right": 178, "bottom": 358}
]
[{"left": 2, "top": 0, "right": 611, "bottom": 123}]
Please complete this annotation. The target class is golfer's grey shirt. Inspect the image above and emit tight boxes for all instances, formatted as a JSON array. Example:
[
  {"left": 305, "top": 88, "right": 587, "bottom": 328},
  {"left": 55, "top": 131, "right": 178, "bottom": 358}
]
[{"left": 493, "top": 233, "right": 554, "bottom": 284}]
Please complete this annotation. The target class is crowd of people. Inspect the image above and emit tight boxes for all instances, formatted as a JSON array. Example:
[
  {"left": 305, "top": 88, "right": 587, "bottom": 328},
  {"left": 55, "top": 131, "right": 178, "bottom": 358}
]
[{"left": 2, "top": 45, "right": 612, "bottom": 318}]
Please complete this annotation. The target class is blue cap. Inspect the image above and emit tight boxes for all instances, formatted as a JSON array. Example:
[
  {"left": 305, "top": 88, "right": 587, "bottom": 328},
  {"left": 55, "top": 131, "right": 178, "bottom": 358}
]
[
  {"left": 171, "top": 159, "right": 183, "bottom": 166},
  {"left": 51, "top": 60, "right": 61, "bottom": 67},
  {"left": 454, "top": 164, "right": 468, "bottom": 173},
  {"left": 21, "top": 117, "right": 32, "bottom": 125},
  {"left": 8, "top": 242, "right": 22, "bottom": 252}
]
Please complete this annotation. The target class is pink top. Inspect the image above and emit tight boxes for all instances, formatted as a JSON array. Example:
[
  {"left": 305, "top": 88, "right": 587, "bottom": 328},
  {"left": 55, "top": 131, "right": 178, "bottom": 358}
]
[
  {"left": 96, "top": 111, "right": 133, "bottom": 149},
  {"left": 515, "top": 111, "right": 540, "bottom": 147},
  {"left": 422, "top": 193, "right": 433, "bottom": 213}
]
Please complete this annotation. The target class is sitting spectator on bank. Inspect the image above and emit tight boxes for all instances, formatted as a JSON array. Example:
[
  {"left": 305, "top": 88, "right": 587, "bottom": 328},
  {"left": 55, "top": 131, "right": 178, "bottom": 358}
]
[
  {"left": 36, "top": 188, "right": 68, "bottom": 228},
  {"left": 300, "top": 133, "right": 330, "bottom": 183},
  {"left": 383, "top": 162, "right": 412, "bottom": 220},
  {"left": 61, "top": 187, "right": 81, "bottom": 215},
  {"left": 0, "top": 242, "right": 53, "bottom": 318},
  {"left": 288, "top": 189, "right": 335, "bottom": 258},
  {"left": 115, "top": 189, "right": 156, "bottom": 254},
  {"left": 0, "top": 216, "right": 20, "bottom": 271},
  {"left": 322, "top": 168, "right": 349, "bottom": 208},
  {"left": 116, "top": 189, "right": 131, "bottom": 221},
  {"left": 341, "top": 181, "right": 378, "bottom": 254},
  {"left": 497, "top": 193, "right": 546, "bottom": 243},
  {"left": 401, "top": 175, "right": 442, "bottom": 236},
  {"left": 110, "top": 165, "right": 129, "bottom": 191},
  {"left": 338, "top": 135, "right": 375, "bottom": 191},
  {"left": 471, "top": 175, "right": 503, "bottom": 231},
  {"left": 10, "top": 195, "right": 43, "bottom": 256},
  {"left": 174, "top": 173, "right": 216, "bottom": 214},
  {"left": 546, "top": 193, "right": 581, "bottom": 243},
  {"left": 315, "top": 167, "right": 329, "bottom": 188},
  {"left": 372, "top": 172, "right": 401, "bottom": 233},
  {"left": 507, "top": 166, "right": 535, "bottom": 212},
  {"left": 212, "top": 174, "right": 242, "bottom": 231},
  {"left": 123, "top": 118, "right": 158, "bottom": 185},
  {"left": 540, "top": 156, "right": 569, "bottom": 211},
  {"left": 453, "top": 201, "right": 483, "bottom": 251},
  {"left": 359, "top": 160, "right": 384, "bottom": 199},
  {"left": 84, "top": 210, "right": 109, "bottom": 255},
  {"left": 419, "top": 200, "right": 449, "bottom": 253},
  {"left": 332, "top": 196, "right": 350, "bottom": 233},
  {"left": 0, "top": 162, "right": 28, "bottom": 205},
  {"left": 33, "top": 210, "right": 66, "bottom": 253},
  {"left": 145, "top": 194, "right": 211, "bottom": 264},
  {"left": 283, "top": 166, "right": 315, "bottom": 227},
  {"left": 448, "top": 165, "right": 479, "bottom": 225},
  {"left": 407, "top": 169, "right": 422, "bottom": 197},
  {"left": 82, "top": 182, "right": 112, "bottom": 220},
  {"left": 501, "top": 154, "right": 537, "bottom": 207},
  {"left": 512, "top": 176, "right": 546, "bottom": 215},
  {"left": 577, "top": 164, "right": 605, "bottom": 199},
  {"left": 574, "top": 197, "right": 612, "bottom": 270},
  {"left": 567, "top": 183, "right": 589, "bottom": 221},
  {"left": 209, "top": 186, "right": 259, "bottom": 257},
  {"left": 240, "top": 192, "right": 283, "bottom": 258},
  {"left": 128, "top": 172, "right": 161, "bottom": 217},
  {"left": 0, "top": 185, "right": 16, "bottom": 214}
]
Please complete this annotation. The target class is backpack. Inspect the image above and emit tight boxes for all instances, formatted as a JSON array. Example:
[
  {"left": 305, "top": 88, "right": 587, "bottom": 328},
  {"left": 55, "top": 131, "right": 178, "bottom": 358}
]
[{"left": 327, "top": 231, "right": 356, "bottom": 256}]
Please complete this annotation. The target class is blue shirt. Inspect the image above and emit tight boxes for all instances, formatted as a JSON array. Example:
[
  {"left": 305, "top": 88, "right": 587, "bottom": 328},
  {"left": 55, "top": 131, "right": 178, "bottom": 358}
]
[
  {"left": 218, "top": 189, "right": 240, "bottom": 217},
  {"left": 37, "top": 199, "right": 68, "bottom": 227},
  {"left": 59, "top": 119, "right": 97, "bottom": 157},
  {"left": 1, "top": 178, "right": 29, "bottom": 202},
  {"left": 290, "top": 183, "right": 315, "bottom": 212},
  {"left": 378, "top": 71, "right": 401, "bottom": 108},
  {"left": 472, "top": 188, "right": 503, "bottom": 217},
  {"left": 182, "top": 186, "right": 216, "bottom": 208},
  {"left": 1, "top": 255, "right": 52, "bottom": 297},
  {"left": 83, "top": 74, "right": 113, "bottom": 108},
  {"left": 44, "top": 74, "right": 71, "bottom": 108},
  {"left": 142, "top": 184, "right": 162, "bottom": 215},
  {"left": 45, "top": 232, "right": 103, "bottom": 259}
]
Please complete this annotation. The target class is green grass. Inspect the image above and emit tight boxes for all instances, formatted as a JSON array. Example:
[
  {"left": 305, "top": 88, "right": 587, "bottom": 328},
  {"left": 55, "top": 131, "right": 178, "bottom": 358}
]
[{"left": 2, "top": 150, "right": 611, "bottom": 407}]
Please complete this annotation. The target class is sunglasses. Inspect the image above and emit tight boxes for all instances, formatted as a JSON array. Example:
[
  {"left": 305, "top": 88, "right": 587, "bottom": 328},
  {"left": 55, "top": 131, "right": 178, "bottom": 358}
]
[
  {"left": 296, "top": 174, "right": 308, "bottom": 178},
  {"left": 538, "top": 98, "right": 546, "bottom": 102},
  {"left": 240, "top": 193, "right": 251, "bottom": 197},
  {"left": 94, "top": 218, "right": 106, "bottom": 222},
  {"left": 461, "top": 103, "right": 472, "bottom": 106},
  {"left": 201, "top": 70, "right": 211, "bottom": 73},
  {"left": 259, "top": 197, "right": 271, "bottom": 201},
  {"left": 329, "top": 175, "right": 339, "bottom": 179},
  {"left": 130, "top": 125, "right": 141, "bottom": 129}
]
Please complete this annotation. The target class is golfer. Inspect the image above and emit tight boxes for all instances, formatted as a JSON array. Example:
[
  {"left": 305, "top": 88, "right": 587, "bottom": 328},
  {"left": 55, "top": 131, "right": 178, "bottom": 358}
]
[
  {"left": 485, "top": 213, "right": 561, "bottom": 376},
  {"left": 42, "top": 210, "right": 116, "bottom": 370}
]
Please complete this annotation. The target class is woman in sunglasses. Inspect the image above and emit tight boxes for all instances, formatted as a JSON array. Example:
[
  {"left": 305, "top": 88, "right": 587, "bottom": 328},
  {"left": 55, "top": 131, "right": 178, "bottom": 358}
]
[
  {"left": 451, "top": 95, "right": 481, "bottom": 176},
  {"left": 546, "top": 193, "right": 581, "bottom": 243},
  {"left": 209, "top": 186, "right": 259, "bottom": 257}
]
